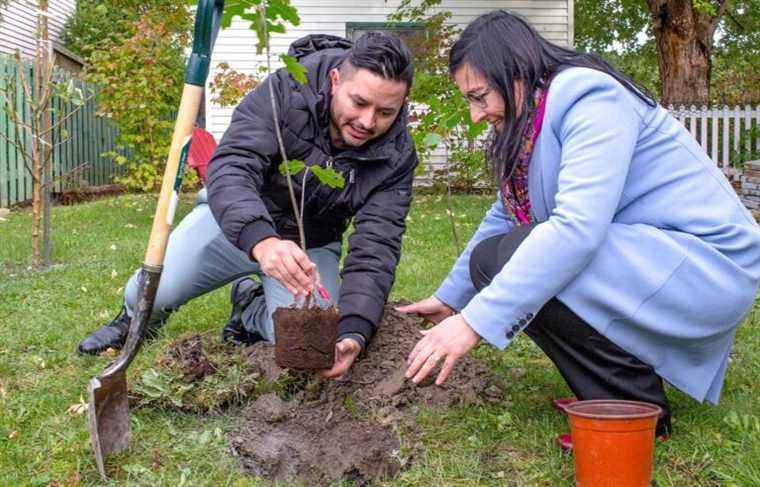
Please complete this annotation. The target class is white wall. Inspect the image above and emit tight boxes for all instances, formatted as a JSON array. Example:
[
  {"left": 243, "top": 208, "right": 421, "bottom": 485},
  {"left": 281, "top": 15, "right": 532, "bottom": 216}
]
[
  {"left": 206, "top": 0, "right": 574, "bottom": 143},
  {"left": 0, "top": 0, "right": 76, "bottom": 58}
]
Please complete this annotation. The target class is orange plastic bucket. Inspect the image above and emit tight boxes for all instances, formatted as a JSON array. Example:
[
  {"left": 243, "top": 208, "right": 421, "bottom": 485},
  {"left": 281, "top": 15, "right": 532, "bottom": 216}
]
[{"left": 565, "top": 399, "right": 662, "bottom": 487}]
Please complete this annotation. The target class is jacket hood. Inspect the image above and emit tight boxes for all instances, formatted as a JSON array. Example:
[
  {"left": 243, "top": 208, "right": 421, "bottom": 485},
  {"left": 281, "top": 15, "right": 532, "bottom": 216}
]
[{"left": 287, "top": 34, "right": 353, "bottom": 60}]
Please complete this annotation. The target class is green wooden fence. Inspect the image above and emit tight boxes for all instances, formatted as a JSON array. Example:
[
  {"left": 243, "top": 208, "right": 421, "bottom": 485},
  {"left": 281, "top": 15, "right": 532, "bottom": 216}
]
[{"left": 0, "top": 54, "right": 125, "bottom": 207}]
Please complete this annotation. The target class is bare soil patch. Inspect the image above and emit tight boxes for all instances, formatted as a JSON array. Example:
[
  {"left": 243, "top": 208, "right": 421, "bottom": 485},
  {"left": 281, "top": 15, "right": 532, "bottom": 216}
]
[{"left": 143, "top": 304, "right": 505, "bottom": 485}]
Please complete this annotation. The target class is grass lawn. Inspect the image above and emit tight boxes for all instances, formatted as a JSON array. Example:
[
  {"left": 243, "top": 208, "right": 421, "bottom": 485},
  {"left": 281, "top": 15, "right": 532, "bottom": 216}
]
[{"left": 1, "top": 192, "right": 758, "bottom": 486}]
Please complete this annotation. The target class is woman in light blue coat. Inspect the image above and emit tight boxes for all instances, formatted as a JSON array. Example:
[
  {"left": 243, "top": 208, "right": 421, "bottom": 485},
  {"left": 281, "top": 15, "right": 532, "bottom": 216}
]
[{"left": 399, "top": 11, "right": 760, "bottom": 438}]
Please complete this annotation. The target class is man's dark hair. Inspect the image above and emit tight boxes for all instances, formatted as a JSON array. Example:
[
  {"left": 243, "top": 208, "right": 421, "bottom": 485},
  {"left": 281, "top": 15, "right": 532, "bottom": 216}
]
[{"left": 341, "top": 32, "right": 414, "bottom": 89}]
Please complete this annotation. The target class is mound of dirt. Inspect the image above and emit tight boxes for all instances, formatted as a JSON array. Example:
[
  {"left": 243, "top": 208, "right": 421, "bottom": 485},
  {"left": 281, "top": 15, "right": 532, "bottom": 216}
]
[
  {"left": 162, "top": 333, "right": 218, "bottom": 382},
  {"left": 143, "top": 304, "right": 505, "bottom": 485},
  {"left": 133, "top": 332, "right": 264, "bottom": 413},
  {"left": 228, "top": 305, "right": 504, "bottom": 485},
  {"left": 57, "top": 184, "right": 127, "bottom": 205}
]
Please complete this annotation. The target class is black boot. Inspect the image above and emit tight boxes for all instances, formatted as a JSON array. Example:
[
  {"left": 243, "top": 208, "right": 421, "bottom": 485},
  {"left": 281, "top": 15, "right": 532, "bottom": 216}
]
[
  {"left": 221, "top": 278, "right": 264, "bottom": 346},
  {"left": 77, "top": 306, "right": 132, "bottom": 355},
  {"left": 77, "top": 306, "right": 161, "bottom": 355}
]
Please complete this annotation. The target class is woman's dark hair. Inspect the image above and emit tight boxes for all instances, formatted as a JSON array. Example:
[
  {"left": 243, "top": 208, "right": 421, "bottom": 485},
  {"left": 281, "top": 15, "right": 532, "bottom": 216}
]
[{"left": 449, "top": 10, "right": 655, "bottom": 183}]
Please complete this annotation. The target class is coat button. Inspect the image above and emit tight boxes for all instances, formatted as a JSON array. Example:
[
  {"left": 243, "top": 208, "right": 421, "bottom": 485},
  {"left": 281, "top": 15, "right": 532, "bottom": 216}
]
[
  {"left": 526, "top": 313, "right": 534, "bottom": 320},
  {"left": 518, "top": 319, "right": 527, "bottom": 326},
  {"left": 506, "top": 331, "right": 514, "bottom": 339},
  {"left": 512, "top": 324, "right": 520, "bottom": 332}
]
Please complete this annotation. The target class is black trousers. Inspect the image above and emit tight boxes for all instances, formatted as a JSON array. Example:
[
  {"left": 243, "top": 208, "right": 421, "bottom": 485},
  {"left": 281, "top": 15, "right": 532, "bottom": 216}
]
[{"left": 469, "top": 225, "right": 672, "bottom": 436}]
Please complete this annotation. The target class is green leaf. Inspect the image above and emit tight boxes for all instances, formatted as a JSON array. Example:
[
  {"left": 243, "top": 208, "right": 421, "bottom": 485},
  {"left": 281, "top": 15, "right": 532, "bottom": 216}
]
[
  {"left": 279, "top": 159, "right": 305, "bottom": 176},
  {"left": 280, "top": 54, "right": 308, "bottom": 84},
  {"left": 310, "top": 165, "right": 345, "bottom": 189},
  {"left": 267, "top": 0, "right": 300, "bottom": 26},
  {"left": 422, "top": 132, "right": 442, "bottom": 149},
  {"left": 220, "top": 0, "right": 258, "bottom": 30},
  {"left": 444, "top": 112, "right": 461, "bottom": 130},
  {"left": 467, "top": 120, "right": 487, "bottom": 139}
]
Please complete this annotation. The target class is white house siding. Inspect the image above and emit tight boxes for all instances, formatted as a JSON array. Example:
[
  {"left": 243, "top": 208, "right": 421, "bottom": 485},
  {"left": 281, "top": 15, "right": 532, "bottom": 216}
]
[
  {"left": 206, "top": 0, "right": 573, "bottom": 176},
  {"left": 0, "top": 0, "right": 76, "bottom": 59}
]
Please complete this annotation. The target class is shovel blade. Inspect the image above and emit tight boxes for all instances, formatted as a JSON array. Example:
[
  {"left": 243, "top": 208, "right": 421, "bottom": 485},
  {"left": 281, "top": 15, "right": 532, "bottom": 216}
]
[{"left": 88, "top": 370, "right": 130, "bottom": 479}]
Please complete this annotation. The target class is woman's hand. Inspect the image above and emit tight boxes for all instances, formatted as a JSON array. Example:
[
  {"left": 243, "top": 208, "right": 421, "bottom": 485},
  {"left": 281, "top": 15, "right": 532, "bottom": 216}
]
[
  {"left": 395, "top": 296, "right": 455, "bottom": 325},
  {"left": 405, "top": 314, "right": 480, "bottom": 385}
]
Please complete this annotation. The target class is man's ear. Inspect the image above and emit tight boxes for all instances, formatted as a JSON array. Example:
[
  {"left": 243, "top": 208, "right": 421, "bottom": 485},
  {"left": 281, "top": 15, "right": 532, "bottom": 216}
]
[{"left": 329, "top": 68, "right": 341, "bottom": 95}]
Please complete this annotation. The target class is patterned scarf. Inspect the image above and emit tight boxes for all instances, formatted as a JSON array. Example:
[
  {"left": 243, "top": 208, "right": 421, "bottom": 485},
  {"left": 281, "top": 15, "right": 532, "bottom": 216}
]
[{"left": 500, "top": 83, "right": 549, "bottom": 225}]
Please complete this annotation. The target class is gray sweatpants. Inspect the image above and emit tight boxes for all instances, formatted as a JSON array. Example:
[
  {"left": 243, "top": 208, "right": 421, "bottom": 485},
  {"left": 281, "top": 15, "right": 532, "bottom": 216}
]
[{"left": 122, "top": 188, "right": 341, "bottom": 342}]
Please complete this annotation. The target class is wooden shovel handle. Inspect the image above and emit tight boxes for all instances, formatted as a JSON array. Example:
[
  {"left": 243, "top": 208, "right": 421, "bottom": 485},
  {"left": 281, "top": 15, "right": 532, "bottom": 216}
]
[{"left": 143, "top": 84, "right": 204, "bottom": 267}]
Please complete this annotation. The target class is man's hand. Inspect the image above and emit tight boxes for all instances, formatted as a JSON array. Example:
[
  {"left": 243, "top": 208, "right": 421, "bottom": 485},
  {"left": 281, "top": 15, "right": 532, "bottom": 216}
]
[
  {"left": 396, "top": 296, "right": 455, "bottom": 324},
  {"left": 318, "top": 338, "right": 362, "bottom": 380},
  {"left": 253, "top": 237, "right": 316, "bottom": 296},
  {"left": 405, "top": 314, "right": 480, "bottom": 385}
]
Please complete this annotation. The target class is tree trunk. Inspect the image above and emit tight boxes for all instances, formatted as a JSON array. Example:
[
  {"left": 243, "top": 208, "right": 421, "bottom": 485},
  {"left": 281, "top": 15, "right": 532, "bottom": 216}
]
[
  {"left": 31, "top": 137, "right": 41, "bottom": 268},
  {"left": 646, "top": 0, "right": 727, "bottom": 105},
  {"left": 29, "top": 2, "right": 47, "bottom": 267},
  {"left": 40, "top": 0, "right": 52, "bottom": 265}
]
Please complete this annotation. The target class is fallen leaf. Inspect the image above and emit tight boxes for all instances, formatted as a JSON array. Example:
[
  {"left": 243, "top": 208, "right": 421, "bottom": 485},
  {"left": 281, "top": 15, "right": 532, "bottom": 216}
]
[
  {"left": 66, "top": 397, "right": 88, "bottom": 416},
  {"left": 80, "top": 287, "right": 87, "bottom": 293},
  {"left": 101, "top": 348, "right": 118, "bottom": 358},
  {"left": 109, "top": 244, "right": 116, "bottom": 251},
  {"left": 8, "top": 430, "right": 17, "bottom": 439},
  {"left": 111, "top": 270, "right": 118, "bottom": 279}
]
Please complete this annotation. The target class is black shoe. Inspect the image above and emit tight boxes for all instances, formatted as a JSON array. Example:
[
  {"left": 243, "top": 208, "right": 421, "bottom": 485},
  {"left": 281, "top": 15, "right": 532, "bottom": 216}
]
[
  {"left": 221, "top": 278, "right": 264, "bottom": 346},
  {"left": 77, "top": 306, "right": 161, "bottom": 355},
  {"left": 77, "top": 306, "right": 131, "bottom": 355}
]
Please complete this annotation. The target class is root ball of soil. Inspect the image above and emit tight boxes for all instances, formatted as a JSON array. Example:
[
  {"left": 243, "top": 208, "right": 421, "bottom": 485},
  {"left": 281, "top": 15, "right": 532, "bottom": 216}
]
[{"left": 274, "top": 306, "right": 338, "bottom": 369}]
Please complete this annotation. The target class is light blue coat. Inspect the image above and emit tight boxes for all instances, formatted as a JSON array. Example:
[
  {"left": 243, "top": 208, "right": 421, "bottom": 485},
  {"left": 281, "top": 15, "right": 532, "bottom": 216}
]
[{"left": 436, "top": 67, "right": 760, "bottom": 404}]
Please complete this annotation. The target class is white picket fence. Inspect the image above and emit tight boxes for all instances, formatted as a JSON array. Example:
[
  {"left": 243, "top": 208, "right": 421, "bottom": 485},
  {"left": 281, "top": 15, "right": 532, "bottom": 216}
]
[{"left": 667, "top": 104, "right": 760, "bottom": 169}]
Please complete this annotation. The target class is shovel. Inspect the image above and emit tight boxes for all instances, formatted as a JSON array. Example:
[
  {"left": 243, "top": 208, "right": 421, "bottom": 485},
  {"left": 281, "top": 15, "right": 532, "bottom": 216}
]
[{"left": 87, "top": 0, "right": 224, "bottom": 478}]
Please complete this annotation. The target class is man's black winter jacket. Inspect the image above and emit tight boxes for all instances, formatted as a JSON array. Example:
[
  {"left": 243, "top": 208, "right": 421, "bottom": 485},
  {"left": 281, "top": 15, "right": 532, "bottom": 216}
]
[{"left": 207, "top": 35, "right": 418, "bottom": 342}]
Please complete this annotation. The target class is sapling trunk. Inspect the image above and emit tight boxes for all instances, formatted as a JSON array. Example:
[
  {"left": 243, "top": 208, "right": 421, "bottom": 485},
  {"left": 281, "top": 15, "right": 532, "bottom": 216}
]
[
  {"left": 258, "top": 1, "right": 338, "bottom": 369},
  {"left": 263, "top": 2, "right": 313, "bottom": 307}
]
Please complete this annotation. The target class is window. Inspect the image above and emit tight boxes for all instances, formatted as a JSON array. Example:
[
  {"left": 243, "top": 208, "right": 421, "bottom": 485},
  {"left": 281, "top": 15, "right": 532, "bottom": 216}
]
[{"left": 345, "top": 22, "right": 427, "bottom": 58}]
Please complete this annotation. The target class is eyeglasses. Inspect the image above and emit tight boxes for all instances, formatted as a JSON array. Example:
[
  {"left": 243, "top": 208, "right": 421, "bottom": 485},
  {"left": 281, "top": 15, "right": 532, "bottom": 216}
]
[{"left": 465, "top": 86, "right": 494, "bottom": 109}]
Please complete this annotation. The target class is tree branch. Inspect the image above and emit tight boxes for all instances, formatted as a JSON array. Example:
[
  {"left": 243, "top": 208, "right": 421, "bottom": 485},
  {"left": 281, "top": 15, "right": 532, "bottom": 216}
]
[
  {"left": 724, "top": 8, "right": 745, "bottom": 31},
  {"left": 41, "top": 102, "right": 88, "bottom": 136},
  {"left": 14, "top": 51, "right": 33, "bottom": 103}
]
